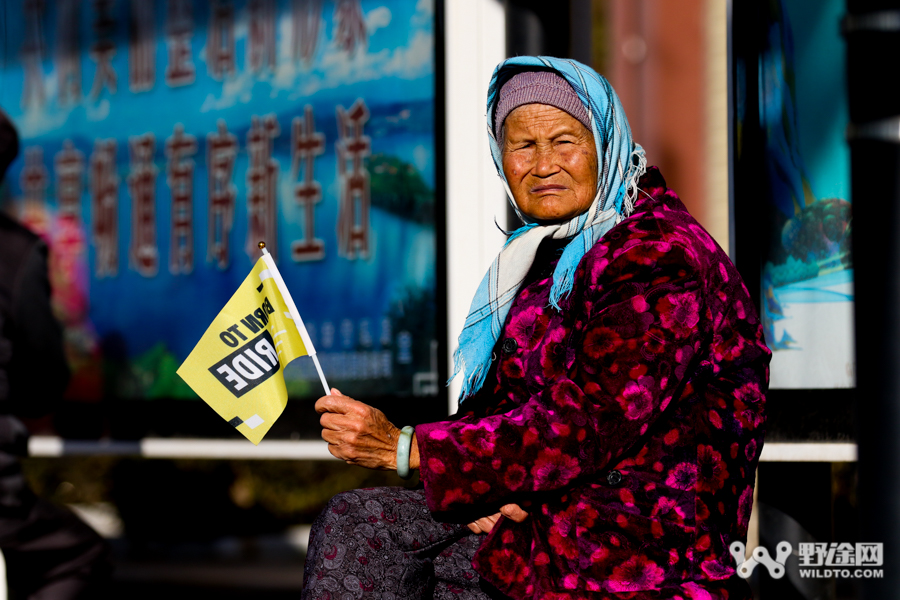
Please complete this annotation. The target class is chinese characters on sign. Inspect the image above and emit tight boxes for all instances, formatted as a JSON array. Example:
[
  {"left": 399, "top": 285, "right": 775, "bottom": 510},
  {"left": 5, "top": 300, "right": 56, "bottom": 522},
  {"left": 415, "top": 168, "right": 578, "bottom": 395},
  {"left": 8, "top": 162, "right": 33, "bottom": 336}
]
[
  {"left": 129, "top": 0, "right": 156, "bottom": 93},
  {"left": 19, "top": 146, "right": 50, "bottom": 234},
  {"left": 334, "top": 0, "right": 367, "bottom": 55},
  {"left": 167, "top": 125, "right": 198, "bottom": 275},
  {"left": 128, "top": 134, "right": 159, "bottom": 277},
  {"left": 17, "top": 0, "right": 371, "bottom": 101},
  {"left": 22, "top": 0, "right": 45, "bottom": 109},
  {"left": 248, "top": 0, "right": 277, "bottom": 73},
  {"left": 56, "top": 141, "right": 85, "bottom": 219},
  {"left": 291, "top": 106, "right": 326, "bottom": 261},
  {"left": 245, "top": 115, "right": 280, "bottom": 260},
  {"left": 292, "top": 0, "right": 323, "bottom": 65},
  {"left": 207, "top": 120, "right": 238, "bottom": 269},
  {"left": 336, "top": 100, "right": 371, "bottom": 259},
  {"left": 90, "top": 140, "right": 119, "bottom": 278},
  {"left": 166, "top": 0, "right": 196, "bottom": 86},
  {"left": 57, "top": 0, "right": 82, "bottom": 103},
  {"left": 90, "top": 0, "right": 118, "bottom": 97},
  {"left": 208, "top": 0, "right": 237, "bottom": 80},
  {"left": 23, "top": 100, "right": 375, "bottom": 275}
]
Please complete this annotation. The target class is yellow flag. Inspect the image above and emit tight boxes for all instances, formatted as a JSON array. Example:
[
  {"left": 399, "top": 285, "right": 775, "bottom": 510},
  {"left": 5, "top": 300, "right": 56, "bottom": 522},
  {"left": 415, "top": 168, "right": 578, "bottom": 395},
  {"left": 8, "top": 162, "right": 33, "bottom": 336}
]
[{"left": 177, "top": 256, "right": 310, "bottom": 445}]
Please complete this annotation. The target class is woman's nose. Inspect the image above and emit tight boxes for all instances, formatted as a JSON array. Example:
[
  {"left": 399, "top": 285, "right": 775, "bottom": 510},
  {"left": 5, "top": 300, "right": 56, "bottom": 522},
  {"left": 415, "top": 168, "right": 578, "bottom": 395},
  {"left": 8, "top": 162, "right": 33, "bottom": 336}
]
[{"left": 532, "top": 147, "right": 560, "bottom": 177}]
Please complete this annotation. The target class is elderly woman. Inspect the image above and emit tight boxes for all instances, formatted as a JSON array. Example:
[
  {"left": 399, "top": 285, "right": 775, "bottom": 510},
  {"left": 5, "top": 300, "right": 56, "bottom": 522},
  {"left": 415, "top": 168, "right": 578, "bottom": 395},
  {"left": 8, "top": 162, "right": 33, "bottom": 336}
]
[{"left": 303, "top": 56, "right": 770, "bottom": 600}]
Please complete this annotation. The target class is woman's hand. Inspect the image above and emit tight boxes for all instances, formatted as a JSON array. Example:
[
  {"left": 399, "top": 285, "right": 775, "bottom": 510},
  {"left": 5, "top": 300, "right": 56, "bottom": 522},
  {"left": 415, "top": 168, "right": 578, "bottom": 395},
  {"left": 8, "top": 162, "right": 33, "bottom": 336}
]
[
  {"left": 467, "top": 503, "right": 530, "bottom": 534},
  {"left": 315, "top": 388, "right": 419, "bottom": 471}
]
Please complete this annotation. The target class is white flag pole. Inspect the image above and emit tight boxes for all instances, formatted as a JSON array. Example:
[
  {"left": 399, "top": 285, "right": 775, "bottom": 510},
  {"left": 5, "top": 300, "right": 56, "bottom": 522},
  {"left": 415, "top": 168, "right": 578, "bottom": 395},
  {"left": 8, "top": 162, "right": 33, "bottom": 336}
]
[{"left": 258, "top": 243, "right": 330, "bottom": 396}]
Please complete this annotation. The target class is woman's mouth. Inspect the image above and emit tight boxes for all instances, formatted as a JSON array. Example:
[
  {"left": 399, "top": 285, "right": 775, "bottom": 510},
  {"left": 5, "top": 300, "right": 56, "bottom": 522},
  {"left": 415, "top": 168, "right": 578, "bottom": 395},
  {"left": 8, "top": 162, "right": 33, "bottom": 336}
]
[{"left": 530, "top": 184, "right": 567, "bottom": 194}]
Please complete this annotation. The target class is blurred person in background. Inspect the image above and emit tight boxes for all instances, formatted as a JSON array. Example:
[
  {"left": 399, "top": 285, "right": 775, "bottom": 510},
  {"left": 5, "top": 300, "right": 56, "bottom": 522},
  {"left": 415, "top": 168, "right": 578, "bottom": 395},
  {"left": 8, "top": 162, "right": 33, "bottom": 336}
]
[
  {"left": 0, "top": 109, "right": 110, "bottom": 599},
  {"left": 304, "top": 57, "right": 770, "bottom": 599}
]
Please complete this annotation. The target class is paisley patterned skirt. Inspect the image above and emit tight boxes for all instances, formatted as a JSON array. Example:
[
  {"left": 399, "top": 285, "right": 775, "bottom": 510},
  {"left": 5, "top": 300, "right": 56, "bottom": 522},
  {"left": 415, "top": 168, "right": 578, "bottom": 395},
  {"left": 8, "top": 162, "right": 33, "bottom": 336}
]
[{"left": 301, "top": 486, "right": 507, "bottom": 599}]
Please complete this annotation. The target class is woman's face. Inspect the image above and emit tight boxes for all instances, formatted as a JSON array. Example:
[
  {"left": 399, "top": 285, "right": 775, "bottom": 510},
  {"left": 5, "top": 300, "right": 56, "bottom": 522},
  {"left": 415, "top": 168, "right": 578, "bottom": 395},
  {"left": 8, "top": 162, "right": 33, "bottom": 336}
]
[{"left": 501, "top": 103, "right": 598, "bottom": 223}]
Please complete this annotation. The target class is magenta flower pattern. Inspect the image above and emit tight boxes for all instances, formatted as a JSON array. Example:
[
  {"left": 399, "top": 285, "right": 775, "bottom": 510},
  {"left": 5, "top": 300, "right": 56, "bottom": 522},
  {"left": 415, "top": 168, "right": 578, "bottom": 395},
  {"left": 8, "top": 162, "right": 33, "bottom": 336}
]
[
  {"left": 416, "top": 168, "right": 770, "bottom": 599},
  {"left": 531, "top": 447, "right": 581, "bottom": 488},
  {"left": 608, "top": 555, "right": 667, "bottom": 592}
]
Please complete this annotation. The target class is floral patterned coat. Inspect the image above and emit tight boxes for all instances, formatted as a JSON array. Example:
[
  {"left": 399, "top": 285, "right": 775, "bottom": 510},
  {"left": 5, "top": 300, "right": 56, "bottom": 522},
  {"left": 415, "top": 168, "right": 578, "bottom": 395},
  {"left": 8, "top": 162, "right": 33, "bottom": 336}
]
[{"left": 416, "top": 168, "right": 771, "bottom": 599}]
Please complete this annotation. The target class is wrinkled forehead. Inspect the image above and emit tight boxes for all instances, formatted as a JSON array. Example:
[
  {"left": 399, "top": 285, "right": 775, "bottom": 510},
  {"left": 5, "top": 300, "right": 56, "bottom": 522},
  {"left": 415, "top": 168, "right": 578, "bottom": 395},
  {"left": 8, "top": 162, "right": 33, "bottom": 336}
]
[{"left": 500, "top": 103, "right": 595, "bottom": 144}]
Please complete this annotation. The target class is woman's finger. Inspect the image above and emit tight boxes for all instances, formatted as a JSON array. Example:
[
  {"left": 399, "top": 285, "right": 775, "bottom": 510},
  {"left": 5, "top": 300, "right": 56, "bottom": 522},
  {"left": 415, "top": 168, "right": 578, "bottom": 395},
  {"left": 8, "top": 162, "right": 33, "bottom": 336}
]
[
  {"left": 316, "top": 396, "right": 377, "bottom": 424},
  {"left": 467, "top": 513, "right": 501, "bottom": 535},
  {"left": 320, "top": 432, "right": 361, "bottom": 463},
  {"left": 320, "top": 429, "right": 345, "bottom": 449},
  {"left": 499, "top": 503, "right": 529, "bottom": 523},
  {"left": 321, "top": 427, "right": 368, "bottom": 447},
  {"left": 315, "top": 394, "right": 350, "bottom": 414},
  {"left": 467, "top": 506, "right": 529, "bottom": 535},
  {"left": 467, "top": 519, "right": 488, "bottom": 534},
  {"left": 315, "top": 393, "right": 370, "bottom": 415},
  {"left": 319, "top": 412, "right": 363, "bottom": 431}
]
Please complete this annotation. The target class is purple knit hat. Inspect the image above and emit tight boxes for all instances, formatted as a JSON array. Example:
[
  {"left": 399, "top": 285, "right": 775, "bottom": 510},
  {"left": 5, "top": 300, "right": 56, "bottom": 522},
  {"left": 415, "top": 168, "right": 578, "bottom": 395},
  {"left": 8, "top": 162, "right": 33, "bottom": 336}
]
[{"left": 493, "top": 70, "right": 591, "bottom": 140}]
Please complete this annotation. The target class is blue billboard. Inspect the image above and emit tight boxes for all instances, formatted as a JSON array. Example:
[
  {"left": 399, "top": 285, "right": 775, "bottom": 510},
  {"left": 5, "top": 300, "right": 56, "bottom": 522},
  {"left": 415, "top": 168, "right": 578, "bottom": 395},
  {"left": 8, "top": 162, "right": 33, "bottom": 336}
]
[
  {"left": 755, "top": 0, "right": 853, "bottom": 389},
  {"left": 0, "top": 0, "right": 440, "bottom": 405}
]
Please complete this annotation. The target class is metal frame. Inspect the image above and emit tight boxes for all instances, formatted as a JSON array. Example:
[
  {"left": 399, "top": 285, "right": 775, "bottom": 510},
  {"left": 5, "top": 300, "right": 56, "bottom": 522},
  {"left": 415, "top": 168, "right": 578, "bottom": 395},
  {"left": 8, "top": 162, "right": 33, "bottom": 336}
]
[{"left": 28, "top": 436, "right": 857, "bottom": 462}]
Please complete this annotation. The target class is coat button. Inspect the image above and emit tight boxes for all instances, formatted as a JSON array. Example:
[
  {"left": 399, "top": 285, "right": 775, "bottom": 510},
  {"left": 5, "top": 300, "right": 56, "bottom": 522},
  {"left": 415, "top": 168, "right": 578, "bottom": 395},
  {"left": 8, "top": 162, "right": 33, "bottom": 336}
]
[
  {"left": 606, "top": 470, "right": 623, "bottom": 486},
  {"left": 501, "top": 338, "right": 518, "bottom": 354}
]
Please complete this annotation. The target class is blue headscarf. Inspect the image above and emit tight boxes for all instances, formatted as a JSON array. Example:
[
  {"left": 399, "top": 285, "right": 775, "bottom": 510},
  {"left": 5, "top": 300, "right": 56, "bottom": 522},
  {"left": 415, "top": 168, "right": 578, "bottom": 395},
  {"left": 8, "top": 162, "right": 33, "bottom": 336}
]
[{"left": 451, "top": 56, "right": 646, "bottom": 401}]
